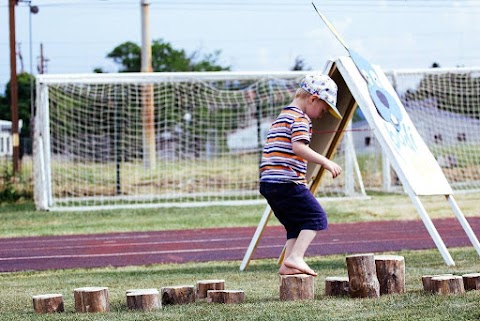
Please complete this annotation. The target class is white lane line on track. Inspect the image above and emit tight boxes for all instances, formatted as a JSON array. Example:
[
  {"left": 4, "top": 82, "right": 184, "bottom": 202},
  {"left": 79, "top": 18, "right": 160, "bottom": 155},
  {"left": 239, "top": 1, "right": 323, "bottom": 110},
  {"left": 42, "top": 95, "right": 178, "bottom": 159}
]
[
  {"left": 0, "top": 236, "right": 255, "bottom": 253},
  {"left": 0, "top": 245, "right": 274, "bottom": 261}
]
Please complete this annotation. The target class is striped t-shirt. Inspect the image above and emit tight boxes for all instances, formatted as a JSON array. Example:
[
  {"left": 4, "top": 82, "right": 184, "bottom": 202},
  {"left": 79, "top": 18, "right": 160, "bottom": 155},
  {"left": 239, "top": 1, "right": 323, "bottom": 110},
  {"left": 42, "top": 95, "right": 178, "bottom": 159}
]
[{"left": 259, "top": 106, "right": 312, "bottom": 185}]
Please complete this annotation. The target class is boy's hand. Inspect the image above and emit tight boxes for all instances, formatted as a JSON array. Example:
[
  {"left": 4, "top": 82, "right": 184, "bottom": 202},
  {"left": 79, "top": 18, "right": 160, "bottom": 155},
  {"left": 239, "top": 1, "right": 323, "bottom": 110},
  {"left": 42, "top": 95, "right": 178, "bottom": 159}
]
[
  {"left": 292, "top": 142, "right": 342, "bottom": 178},
  {"left": 323, "top": 159, "right": 342, "bottom": 178}
]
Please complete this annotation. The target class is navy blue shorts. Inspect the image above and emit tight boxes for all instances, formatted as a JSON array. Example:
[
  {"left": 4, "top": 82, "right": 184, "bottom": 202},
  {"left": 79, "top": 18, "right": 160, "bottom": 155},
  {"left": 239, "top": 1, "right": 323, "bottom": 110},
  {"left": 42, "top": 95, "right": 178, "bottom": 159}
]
[{"left": 260, "top": 182, "right": 328, "bottom": 239}]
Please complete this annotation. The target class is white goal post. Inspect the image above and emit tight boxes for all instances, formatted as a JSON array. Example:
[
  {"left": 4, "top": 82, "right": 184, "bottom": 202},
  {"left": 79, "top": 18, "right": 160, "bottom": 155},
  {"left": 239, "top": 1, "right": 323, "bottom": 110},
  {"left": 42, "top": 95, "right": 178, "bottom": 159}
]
[{"left": 34, "top": 71, "right": 367, "bottom": 211}]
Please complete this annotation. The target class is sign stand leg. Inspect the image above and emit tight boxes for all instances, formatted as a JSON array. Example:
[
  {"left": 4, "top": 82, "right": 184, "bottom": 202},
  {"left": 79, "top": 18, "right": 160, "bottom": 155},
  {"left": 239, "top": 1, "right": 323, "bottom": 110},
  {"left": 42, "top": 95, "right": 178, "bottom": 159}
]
[
  {"left": 446, "top": 194, "right": 480, "bottom": 257},
  {"left": 240, "top": 206, "right": 273, "bottom": 271},
  {"left": 406, "top": 188, "right": 455, "bottom": 266}
]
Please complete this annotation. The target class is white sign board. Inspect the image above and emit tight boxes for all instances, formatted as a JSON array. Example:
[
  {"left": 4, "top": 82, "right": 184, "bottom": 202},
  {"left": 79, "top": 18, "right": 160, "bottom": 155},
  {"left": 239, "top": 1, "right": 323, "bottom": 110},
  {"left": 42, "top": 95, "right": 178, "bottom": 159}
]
[{"left": 335, "top": 56, "right": 452, "bottom": 196}]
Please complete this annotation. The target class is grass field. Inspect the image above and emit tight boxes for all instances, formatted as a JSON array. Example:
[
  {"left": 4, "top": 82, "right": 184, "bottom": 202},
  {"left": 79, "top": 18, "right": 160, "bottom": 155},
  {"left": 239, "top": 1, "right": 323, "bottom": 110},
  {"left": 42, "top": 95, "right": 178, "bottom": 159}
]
[{"left": 0, "top": 192, "right": 479, "bottom": 320}]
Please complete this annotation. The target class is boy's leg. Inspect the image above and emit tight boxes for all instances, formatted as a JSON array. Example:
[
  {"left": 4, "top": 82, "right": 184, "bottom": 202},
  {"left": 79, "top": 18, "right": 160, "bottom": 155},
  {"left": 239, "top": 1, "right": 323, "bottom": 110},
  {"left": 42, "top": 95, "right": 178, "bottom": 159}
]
[
  {"left": 278, "top": 238, "right": 303, "bottom": 275},
  {"left": 280, "top": 230, "right": 318, "bottom": 276}
]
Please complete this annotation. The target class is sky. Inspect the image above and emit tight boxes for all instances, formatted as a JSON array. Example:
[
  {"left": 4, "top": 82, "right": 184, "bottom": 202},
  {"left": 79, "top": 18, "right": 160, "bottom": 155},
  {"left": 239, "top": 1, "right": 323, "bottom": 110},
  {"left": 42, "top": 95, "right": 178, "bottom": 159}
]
[{"left": 1, "top": 0, "right": 480, "bottom": 95}]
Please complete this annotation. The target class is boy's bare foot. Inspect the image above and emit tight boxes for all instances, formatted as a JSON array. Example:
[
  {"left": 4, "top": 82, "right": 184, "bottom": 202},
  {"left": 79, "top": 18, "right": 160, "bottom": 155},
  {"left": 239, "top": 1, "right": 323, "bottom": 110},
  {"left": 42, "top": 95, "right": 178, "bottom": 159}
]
[
  {"left": 278, "top": 264, "right": 304, "bottom": 275},
  {"left": 283, "top": 258, "right": 318, "bottom": 276}
]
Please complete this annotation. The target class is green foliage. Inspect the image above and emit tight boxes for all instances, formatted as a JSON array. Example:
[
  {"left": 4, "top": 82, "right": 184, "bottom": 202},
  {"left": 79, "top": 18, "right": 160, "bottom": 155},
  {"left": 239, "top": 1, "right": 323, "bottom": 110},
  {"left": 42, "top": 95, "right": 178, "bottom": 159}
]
[
  {"left": 106, "top": 39, "right": 230, "bottom": 72},
  {"left": 0, "top": 160, "right": 32, "bottom": 202},
  {"left": 0, "top": 72, "right": 34, "bottom": 138}
]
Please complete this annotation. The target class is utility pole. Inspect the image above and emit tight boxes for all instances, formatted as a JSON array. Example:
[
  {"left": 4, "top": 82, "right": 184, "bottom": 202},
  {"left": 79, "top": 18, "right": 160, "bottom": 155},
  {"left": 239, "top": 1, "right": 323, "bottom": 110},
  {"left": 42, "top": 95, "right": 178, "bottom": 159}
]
[
  {"left": 140, "top": 0, "right": 156, "bottom": 168},
  {"left": 9, "top": 0, "right": 20, "bottom": 175},
  {"left": 38, "top": 43, "right": 48, "bottom": 74}
]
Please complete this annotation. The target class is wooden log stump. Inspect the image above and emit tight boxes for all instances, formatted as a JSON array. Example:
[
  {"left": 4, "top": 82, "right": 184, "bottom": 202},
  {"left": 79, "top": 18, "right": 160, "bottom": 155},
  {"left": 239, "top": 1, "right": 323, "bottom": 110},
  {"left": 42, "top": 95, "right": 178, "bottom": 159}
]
[
  {"left": 431, "top": 275, "right": 465, "bottom": 295},
  {"left": 325, "top": 276, "right": 349, "bottom": 296},
  {"left": 207, "top": 290, "right": 245, "bottom": 304},
  {"left": 126, "top": 289, "right": 160, "bottom": 311},
  {"left": 196, "top": 279, "right": 225, "bottom": 299},
  {"left": 421, "top": 274, "right": 453, "bottom": 293},
  {"left": 462, "top": 273, "right": 480, "bottom": 291},
  {"left": 279, "top": 274, "right": 314, "bottom": 301},
  {"left": 161, "top": 285, "right": 195, "bottom": 305},
  {"left": 346, "top": 253, "right": 380, "bottom": 298},
  {"left": 32, "top": 294, "right": 64, "bottom": 314},
  {"left": 374, "top": 255, "right": 405, "bottom": 295},
  {"left": 74, "top": 287, "right": 110, "bottom": 313}
]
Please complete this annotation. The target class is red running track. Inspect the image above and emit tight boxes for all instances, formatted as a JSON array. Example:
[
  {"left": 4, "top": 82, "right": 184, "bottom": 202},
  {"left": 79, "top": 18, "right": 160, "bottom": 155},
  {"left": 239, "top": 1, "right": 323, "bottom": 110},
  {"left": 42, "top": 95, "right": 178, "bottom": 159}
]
[{"left": 0, "top": 217, "right": 479, "bottom": 272}]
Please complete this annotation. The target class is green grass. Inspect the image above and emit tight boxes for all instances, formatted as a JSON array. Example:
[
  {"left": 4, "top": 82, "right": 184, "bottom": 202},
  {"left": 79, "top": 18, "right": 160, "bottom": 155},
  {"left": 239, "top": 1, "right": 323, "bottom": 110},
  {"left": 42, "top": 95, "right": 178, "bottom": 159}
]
[{"left": 1, "top": 248, "right": 479, "bottom": 320}]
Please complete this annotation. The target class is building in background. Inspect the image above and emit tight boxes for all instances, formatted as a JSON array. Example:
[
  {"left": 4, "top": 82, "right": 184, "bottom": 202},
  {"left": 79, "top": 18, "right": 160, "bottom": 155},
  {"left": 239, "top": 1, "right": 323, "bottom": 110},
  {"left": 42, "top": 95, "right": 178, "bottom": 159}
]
[{"left": 0, "top": 120, "right": 23, "bottom": 157}]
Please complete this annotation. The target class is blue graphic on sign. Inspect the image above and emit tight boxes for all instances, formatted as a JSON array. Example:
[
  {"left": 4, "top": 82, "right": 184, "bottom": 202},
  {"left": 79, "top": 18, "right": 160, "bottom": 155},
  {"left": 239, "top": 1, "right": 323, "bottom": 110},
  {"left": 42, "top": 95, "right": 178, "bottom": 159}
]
[{"left": 349, "top": 49, "right": 403, "bottom": 132}]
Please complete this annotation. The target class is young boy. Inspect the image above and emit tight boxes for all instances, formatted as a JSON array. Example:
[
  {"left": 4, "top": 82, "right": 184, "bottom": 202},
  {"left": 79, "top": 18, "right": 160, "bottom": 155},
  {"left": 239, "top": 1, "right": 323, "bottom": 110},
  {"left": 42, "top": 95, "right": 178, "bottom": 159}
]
[{"left": 259, "top": 73, "right": 342, "bottom": 276}]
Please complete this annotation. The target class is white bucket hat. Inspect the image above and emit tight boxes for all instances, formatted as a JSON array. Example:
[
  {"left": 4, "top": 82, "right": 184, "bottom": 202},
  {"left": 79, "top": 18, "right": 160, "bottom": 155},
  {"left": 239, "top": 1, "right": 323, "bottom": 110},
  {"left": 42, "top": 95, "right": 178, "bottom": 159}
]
[{"left": 300, "top": 73, "right": 342, "bottom": 119}]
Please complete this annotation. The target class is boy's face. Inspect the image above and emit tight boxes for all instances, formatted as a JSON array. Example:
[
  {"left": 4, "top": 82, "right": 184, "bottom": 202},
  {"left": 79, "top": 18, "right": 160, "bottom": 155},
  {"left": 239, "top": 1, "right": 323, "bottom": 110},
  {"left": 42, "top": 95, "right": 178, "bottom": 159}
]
[{"left": 305, "top": 95, "right": 330, "bottom": 119}]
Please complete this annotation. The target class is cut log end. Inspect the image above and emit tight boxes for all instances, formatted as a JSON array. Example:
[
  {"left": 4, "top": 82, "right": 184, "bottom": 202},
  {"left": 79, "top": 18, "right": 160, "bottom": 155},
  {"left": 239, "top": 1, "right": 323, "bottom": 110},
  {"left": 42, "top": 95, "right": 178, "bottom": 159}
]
[
  {"left": 325, "top": 276, "right": 349, "bottom": 296},
  {"left": 279, "top": 274, "right": 315, "bottom": 301},
  {"left": 126, "top": 289, "right": 160, "bottom": 311},
  {"left": 422, "top": 274, "right": 453, "bottom": 292},
  {"left": 161, "top": 285, "right": 195, "bottom": 305},
  {"left": 207, "top": 290, "right": 245, "bottom": 304},
  {"left": 346, "top": 253, "right": 380, "bottom": 298},
  {"left": 462, "top": 272, "right": 480, "bottom": 291},
  {"left": 196, "top": 279, "right": 225, "bottom": 299},
  {"left": 431, "top": 275, "right": 465, "bottom": 295},
  {"left": 374, "top": 255, "right": 405, "bottom": 295},
  {"left": 32, "top": 294, "right": 64, "bottom": 314},
  {"left": 73, "top": 287, "right": 110, "bottom": 313}
]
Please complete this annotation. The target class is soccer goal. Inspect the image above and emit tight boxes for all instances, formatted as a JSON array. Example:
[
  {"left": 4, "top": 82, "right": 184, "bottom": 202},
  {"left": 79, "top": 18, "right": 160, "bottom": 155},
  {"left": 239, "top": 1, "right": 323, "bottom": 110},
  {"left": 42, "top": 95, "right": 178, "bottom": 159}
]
[{"left": 34, "top": 71, "right": 367, "bottom": 211}]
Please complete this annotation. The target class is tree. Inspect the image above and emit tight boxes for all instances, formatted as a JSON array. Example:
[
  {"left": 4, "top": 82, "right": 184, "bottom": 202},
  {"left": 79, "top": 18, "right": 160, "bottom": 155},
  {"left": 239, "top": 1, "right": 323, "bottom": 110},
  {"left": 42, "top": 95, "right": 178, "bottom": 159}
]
[
  {"left": 106, "top": 39, "right": 230, "bottom": 72},
  {"left": 0, "top": 72, "right": 34, "bottom": 138},
  {"left": 290, "top": 56, "right": 310, "bottom": 71}
]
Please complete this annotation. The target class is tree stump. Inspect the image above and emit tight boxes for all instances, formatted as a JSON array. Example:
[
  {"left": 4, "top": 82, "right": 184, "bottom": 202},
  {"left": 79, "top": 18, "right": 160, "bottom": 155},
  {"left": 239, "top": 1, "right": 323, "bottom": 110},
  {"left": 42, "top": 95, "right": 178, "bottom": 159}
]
[
  {"left": 374, "top": 255, "right": 405, "bottom": 295},
  {"left": 462, "top": 273, "right": 480, "bottom": 291},
  {"left": 74, "top": 287, "right": 110, "bottom": 313},
  {"left": 161, "top": 285, "right": 195, "bottom": 305},
  {"left": 126, "top": 289, "right": 160, "bottom": 311},
  {"left": 207, "top": 290, "right": 245, "bottom": 304},
  {"left": 431, "top": 275, "right": 465, "bottom": 295},
  {"left": 324, "top": 277, "right": 349, "bottom": 296},
  {"left": 279, "top": 274, "right": 314, "bottom": 301},
  {"left": 32, "top": 294, "right": 64, "bottom": 314},
  {"left": 421, "top": 274, "right": 453, "bottom": 292},
  {"left": 196, "top": 279, "right": 225, "bottom": 299},
  {"left": 346, "top": 253, "right": 380, "bottom": 298}
]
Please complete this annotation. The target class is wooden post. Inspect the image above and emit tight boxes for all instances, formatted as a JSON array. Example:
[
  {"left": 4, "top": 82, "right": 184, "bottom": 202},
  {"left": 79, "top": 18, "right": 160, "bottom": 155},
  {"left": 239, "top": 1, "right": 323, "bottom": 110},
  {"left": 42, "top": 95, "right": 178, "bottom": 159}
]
[
  {"left": 32, "top": 294, "right": 64, "bottom": 314},
  {"left": 279, "top": 274, "right": 315, "bottom": 301},
  {"left": 161, "top": 285, "right": 195, "bottom": 305},
  {"left": 74, "top": 287, "right": 109, "bottom": 313},
  {"left": 346, "top": 253, "right": 380, "bottom": 298},
  {"left": 126, "top": 289, "right": 160, "bottom": 311},
  {"left": 196, "top": 279, "right": 225, "bottom": 299},
  {"left": 462, "top": 273, "right": 480, "bottom": 291},
  {"left": 324, "top": 276, "right": 349, "bottom": 296},
  {"left": 374, "top": 255, "right": 405, "bottom": 294},
  {"left": 431, "top": 275, "right": 465, "bottom": 295},
  {"left": 207, "top": 290, "right": 245, "bottom": 304},
  {"left": 421, "top": 274, "right": 453, "bottom": 292},
  {"left": 325, "top": 276, "right": 350, "bottom": 296}
]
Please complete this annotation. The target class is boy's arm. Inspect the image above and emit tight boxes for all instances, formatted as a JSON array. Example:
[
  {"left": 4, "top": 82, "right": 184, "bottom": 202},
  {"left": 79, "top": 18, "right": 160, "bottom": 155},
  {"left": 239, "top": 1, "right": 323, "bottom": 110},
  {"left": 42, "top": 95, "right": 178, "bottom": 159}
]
[{"left": 292, "top": 141, "right": 342, "bottom": 178}]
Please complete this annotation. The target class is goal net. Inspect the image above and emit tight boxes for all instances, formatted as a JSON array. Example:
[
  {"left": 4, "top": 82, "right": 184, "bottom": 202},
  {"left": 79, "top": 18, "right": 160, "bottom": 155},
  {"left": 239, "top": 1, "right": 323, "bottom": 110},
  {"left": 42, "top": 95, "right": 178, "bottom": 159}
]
[
  {"left": 382, "top": 67, "right": 480, "bottom": 193},
  {"left": 34, "top": 71, "right": 366, "bottom": 211}
]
